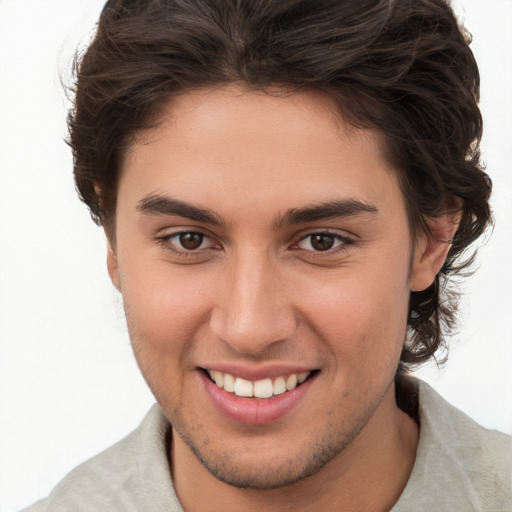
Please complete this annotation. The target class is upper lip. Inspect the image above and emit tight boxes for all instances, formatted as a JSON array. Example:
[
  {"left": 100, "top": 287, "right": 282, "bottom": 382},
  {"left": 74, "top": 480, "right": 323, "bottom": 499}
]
[{"left": 199, "top": 364, "right": 317, "bottom": 381}]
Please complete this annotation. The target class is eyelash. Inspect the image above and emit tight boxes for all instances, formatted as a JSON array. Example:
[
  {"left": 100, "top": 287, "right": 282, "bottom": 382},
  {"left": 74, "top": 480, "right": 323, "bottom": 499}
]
[
  {"left": 156, "top": 231, "right": 219, "bottom": 258},
  {"left": 292, "top": 231, "right": 355, "bottom": 257},
  {"left": 156, "top": 229, "right": 355, "bottom": 260}
]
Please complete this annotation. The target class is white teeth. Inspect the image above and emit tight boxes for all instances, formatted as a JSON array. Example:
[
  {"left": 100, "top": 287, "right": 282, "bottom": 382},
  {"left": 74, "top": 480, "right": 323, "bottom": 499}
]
[
  {"left": 273, "top": 376, "right": 287, "bottom": 395},
  {"left": 253, "top": 378, "right": 273, "bottom": 398},
  {"left": 223, "top": 373, "right": 235, "bottom": 392},
  {"left": 297, "top": 372, "right": 309, "bottom": 384},
  {"left": 211, "top": 370, "right": 224, "bottom": 387},
  {"left": 286, "top": 373, "right": 298, "bottom": 391},
  {"left": 234, "top": 377, "right": 254, "bottom": 397},
  {"left": 207, "top": 370, "right": 311, "bottom": 398}
]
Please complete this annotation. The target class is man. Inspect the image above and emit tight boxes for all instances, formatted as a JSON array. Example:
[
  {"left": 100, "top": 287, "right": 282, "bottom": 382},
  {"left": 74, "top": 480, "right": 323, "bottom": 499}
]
[{"left": 21, "top": 0, "right": 511, "bottom": 510}]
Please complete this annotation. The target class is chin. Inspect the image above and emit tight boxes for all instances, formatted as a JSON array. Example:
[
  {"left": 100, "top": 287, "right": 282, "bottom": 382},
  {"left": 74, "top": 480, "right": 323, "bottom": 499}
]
[
  {"left": 187, "top": 442, "right": 332, "bottom": 489},
  {"left": 173, "top": 414, "right": 363, "bottom": 490}
]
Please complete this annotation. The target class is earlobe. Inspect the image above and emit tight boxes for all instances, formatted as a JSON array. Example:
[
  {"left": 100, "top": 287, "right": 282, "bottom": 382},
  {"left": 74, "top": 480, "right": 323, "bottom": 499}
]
[
  {"left": 107, "top": 244, "right": 121, "bottom": 291},
  {"left": 410, "top": 212, "right": 460, "bottom": 292}
]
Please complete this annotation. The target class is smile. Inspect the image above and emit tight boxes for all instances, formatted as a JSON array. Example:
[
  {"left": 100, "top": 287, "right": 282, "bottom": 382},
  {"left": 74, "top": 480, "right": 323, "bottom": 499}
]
[
  {"left": 206, "top": 370, "right": 311, "bottom": 398},
  {"left": 201, "top": 368, "right": 319, "bottom": 424}
]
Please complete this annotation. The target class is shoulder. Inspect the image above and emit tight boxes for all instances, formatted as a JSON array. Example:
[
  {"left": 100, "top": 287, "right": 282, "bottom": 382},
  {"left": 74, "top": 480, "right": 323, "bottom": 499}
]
[
  {"left": 19, "top": 405, "right": 182, "bottom": 512},
  {"left": 394, "top": 378, "right": 512, "bottom": 512},
  {"left": 418, "top": 379, "right": 511, "bottom": 486}
]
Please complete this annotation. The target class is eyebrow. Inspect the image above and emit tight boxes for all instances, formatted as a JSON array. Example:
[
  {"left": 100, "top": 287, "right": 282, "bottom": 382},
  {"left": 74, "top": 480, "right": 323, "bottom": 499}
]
[
  {"left": 137, "top": 194, "right": 379, "bottom": 228},
  {"left": 137, "top": 194, "right": 227, "bottom": 226},
  {"left": 275, "top": 199, "right": 379, "bottom": 228}
]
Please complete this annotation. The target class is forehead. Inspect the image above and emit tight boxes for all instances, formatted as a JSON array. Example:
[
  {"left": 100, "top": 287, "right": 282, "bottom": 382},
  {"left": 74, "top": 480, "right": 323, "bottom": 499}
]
[{"left": 120, "top": 85, "right": 406, "bottom": 227}]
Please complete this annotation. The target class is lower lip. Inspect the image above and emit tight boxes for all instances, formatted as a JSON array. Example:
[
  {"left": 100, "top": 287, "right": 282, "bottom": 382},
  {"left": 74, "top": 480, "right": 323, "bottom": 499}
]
[{"left": 201, "top": 371, "right": 316, "bottom": 425}]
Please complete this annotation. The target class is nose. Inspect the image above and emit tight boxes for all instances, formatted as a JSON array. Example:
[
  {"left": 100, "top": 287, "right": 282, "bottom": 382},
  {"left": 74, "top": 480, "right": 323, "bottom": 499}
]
[{"left": 209, "top": 250, "right": 297, "bottom": 356}]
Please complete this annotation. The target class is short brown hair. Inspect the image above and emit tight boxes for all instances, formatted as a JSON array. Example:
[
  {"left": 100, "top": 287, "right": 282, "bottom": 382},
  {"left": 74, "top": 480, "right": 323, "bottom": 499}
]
[{"left": 68, "top": 0, "right": 492, "bottom": 369}]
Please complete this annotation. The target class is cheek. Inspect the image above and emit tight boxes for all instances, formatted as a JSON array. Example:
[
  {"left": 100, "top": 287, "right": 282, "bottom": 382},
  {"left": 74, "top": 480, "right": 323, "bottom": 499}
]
[
  {"left": 120, "top": 267, "right": 213, "bottom": 406},
  {"left": 119, "top": 262, "right": 211, "bottom": 353},
  {"left": 299, "top": 269, "right": 410, "bottom": 365}
]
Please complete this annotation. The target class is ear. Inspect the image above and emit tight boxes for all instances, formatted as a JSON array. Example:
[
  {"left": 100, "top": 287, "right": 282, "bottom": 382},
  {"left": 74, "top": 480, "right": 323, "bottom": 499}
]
[
  {"left": 106, "top": 241, "right": 121, "bottom": 291},
  {"left": 410, "top": 211, "right": 460, "bottom": 292}
]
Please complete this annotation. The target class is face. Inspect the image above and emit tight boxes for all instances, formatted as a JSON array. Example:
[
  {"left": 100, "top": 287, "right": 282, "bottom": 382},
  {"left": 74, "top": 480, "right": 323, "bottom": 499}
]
[{"left": 110, "top": 86, "right": 433, "bottom": 489}]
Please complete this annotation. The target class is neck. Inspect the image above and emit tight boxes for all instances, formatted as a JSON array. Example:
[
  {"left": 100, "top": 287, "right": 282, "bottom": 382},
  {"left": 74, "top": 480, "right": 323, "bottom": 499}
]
[{"left": 171, "top": 382, "right": 419, "bottom": 512}]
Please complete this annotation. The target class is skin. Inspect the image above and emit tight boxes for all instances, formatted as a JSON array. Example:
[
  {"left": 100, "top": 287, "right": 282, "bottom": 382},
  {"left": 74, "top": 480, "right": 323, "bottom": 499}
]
[{"left": 108, "top": 86, "right": 456, "bottom": 511}]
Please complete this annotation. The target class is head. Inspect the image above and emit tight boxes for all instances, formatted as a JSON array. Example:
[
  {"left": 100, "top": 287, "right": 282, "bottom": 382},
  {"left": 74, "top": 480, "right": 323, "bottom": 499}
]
[
  {"left": 69, "top": 0, "right": 491, "bottom": 371},
  {"left": 67, "top": 0, "right": 491, "bottom": 491}
]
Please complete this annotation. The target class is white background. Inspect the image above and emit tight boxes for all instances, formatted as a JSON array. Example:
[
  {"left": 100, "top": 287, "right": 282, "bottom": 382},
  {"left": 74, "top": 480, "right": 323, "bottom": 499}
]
[{"left": 0, "top": 1, "right": 511, "bottom": 510}]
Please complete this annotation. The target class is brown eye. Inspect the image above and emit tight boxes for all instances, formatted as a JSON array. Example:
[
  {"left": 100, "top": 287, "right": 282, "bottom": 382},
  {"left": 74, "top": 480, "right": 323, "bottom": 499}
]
[
  {"left": 310, "top": 234, "right": 335, "bottom": 251},
  {"left": 179, "top": 232, "right": 204, "bottom": 250},
  {"left": 157, "top": 230, "right": 221, "bottom": 258},
  {"left": 295, "top": 232, "right": 352, "bottom": 253}
]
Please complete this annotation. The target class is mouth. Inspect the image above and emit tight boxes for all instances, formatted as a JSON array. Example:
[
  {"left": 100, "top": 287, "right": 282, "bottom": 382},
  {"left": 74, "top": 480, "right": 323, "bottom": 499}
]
[
  {"left": 199, "top": 367, "right": 320, "bottom": 425},
  {"left": 202, "top": 368, "right": 318, "bottom": 399}
]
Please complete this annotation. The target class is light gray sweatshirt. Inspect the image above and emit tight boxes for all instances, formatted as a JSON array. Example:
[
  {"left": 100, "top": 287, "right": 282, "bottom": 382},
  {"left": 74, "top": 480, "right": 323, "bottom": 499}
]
[{"left": 19, "top": 379, "right": 512, "bottom": 512}]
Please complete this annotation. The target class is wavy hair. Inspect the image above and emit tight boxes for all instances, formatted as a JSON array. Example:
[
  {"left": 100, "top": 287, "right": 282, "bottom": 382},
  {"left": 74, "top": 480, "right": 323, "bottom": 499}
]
[{"left": 68, "top": 0, "right": 492, "bottom": 369}]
